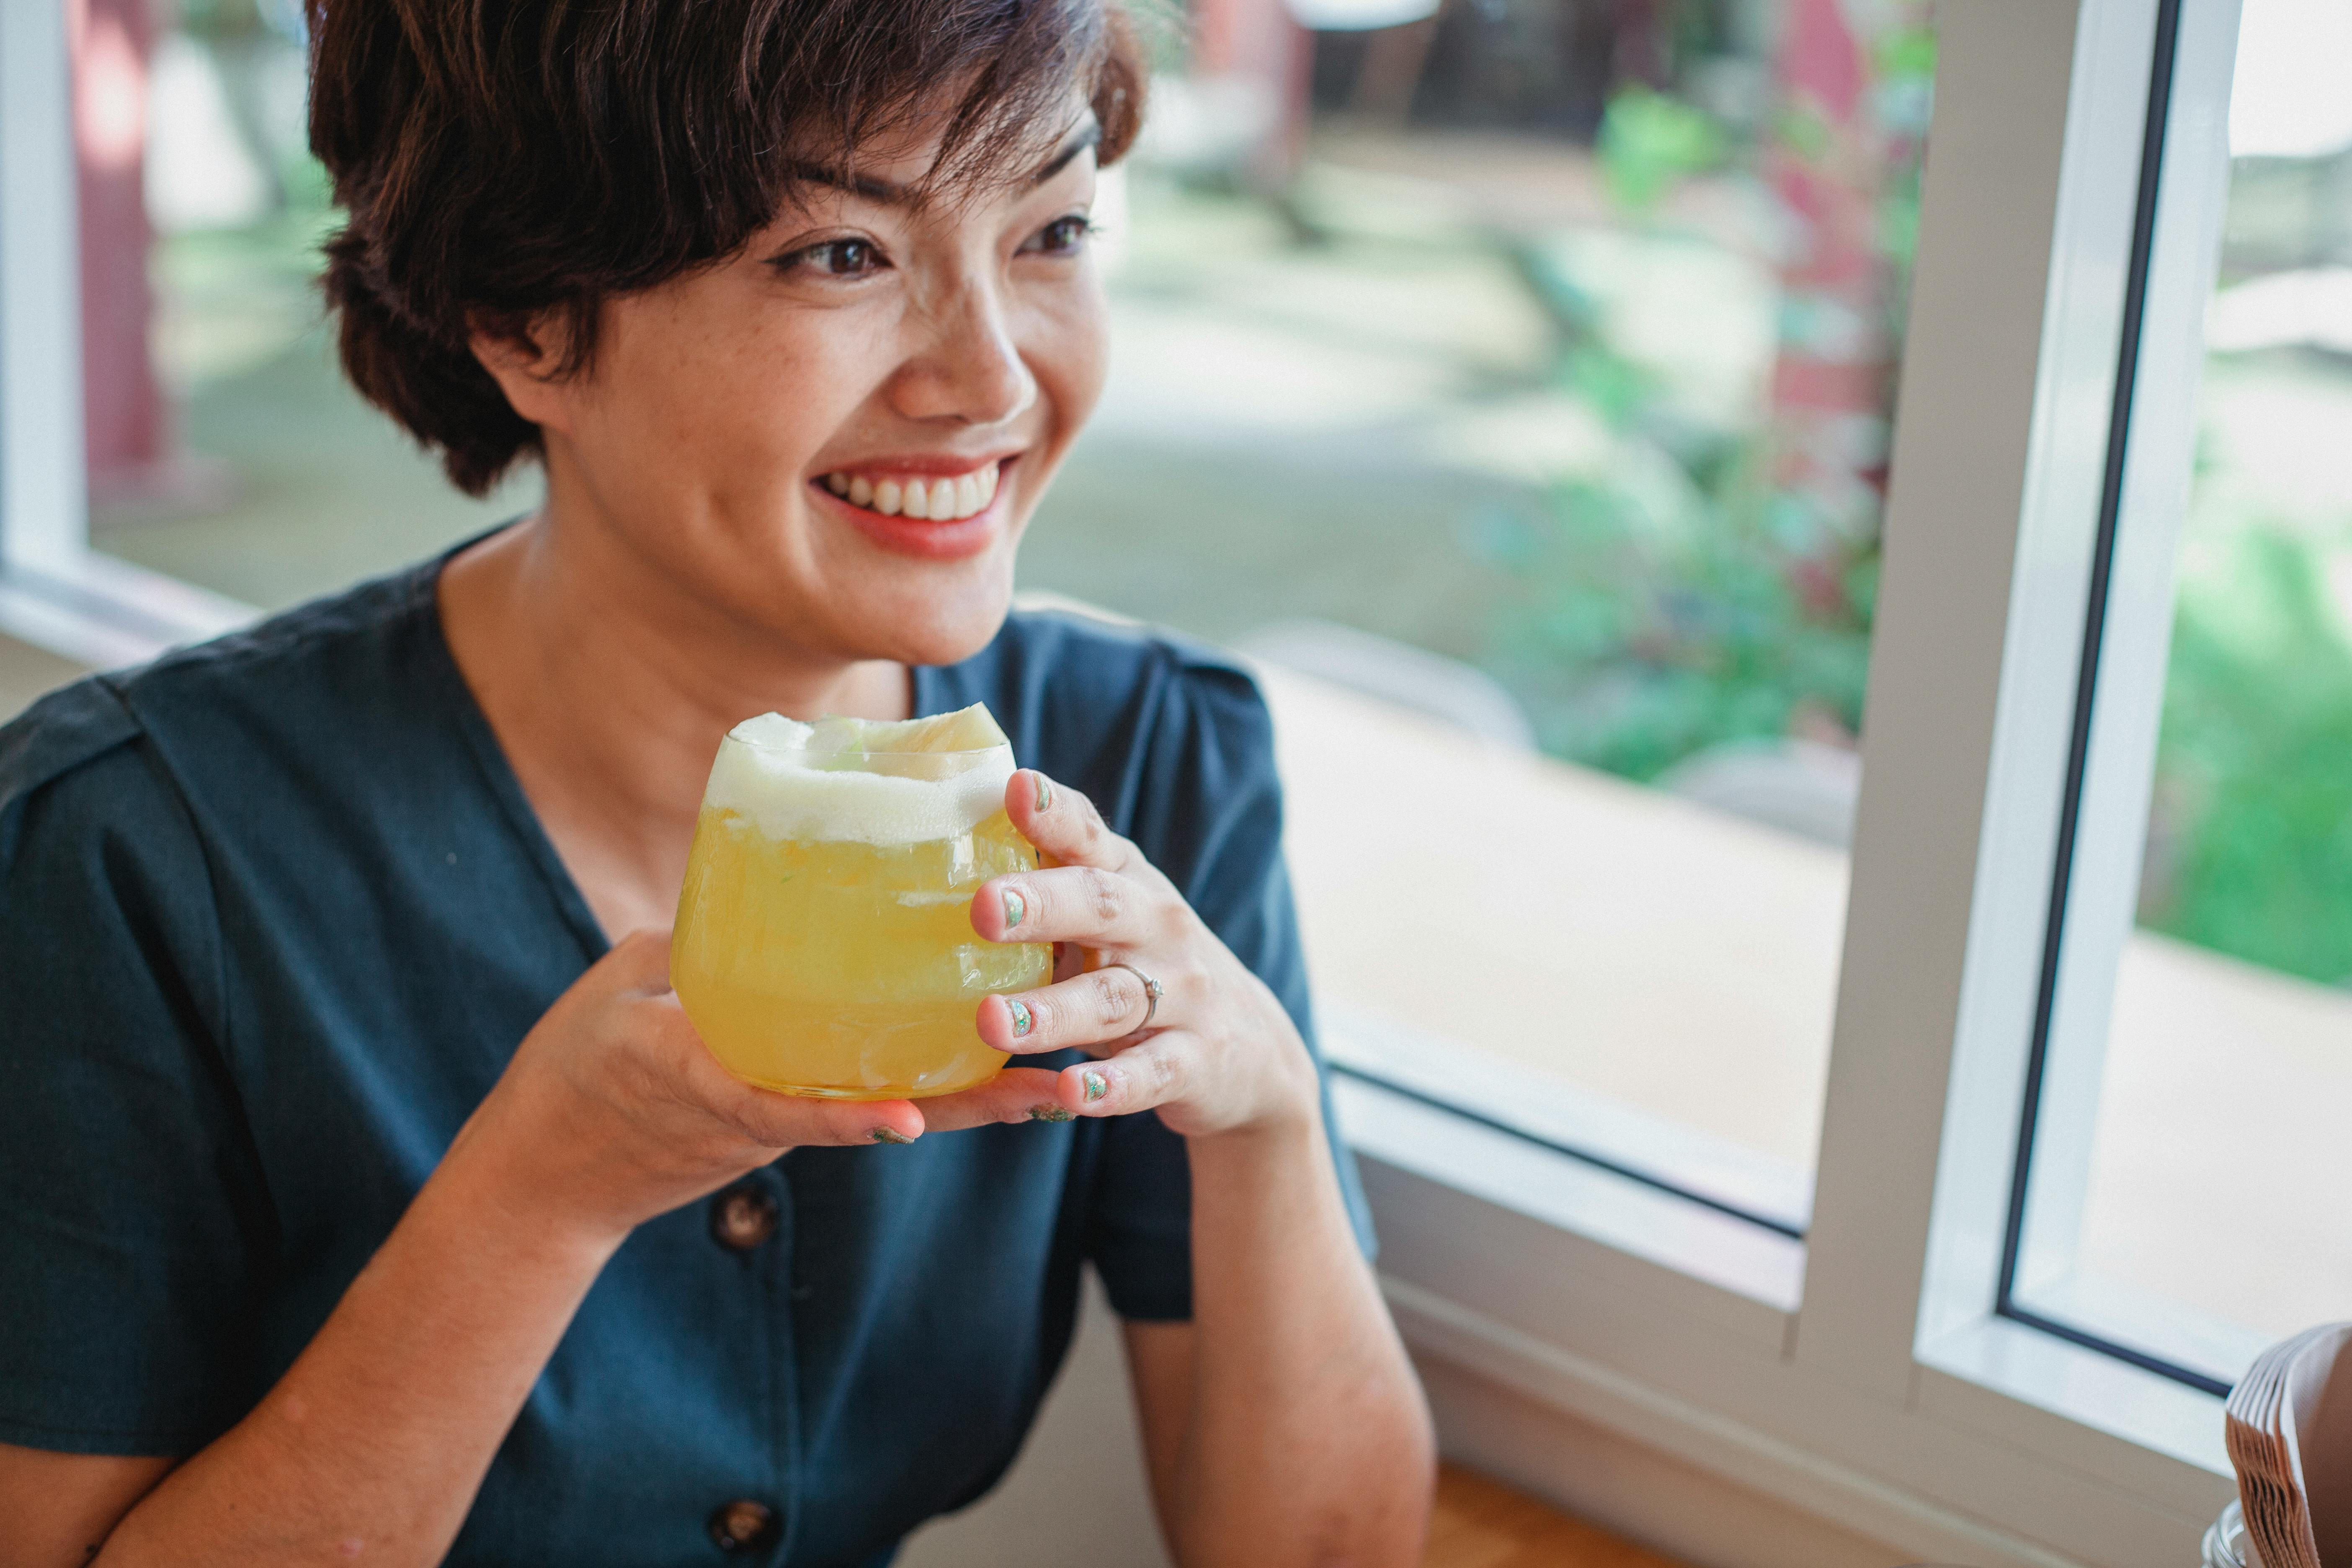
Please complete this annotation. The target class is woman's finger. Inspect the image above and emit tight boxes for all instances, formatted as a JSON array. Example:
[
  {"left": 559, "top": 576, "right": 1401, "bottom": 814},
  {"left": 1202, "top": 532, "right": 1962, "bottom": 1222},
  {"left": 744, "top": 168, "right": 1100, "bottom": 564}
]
[
  {"left": 975, "top": 968, "right": 1158, "bottom": 1055},
  {"left": 1003, "top": 771, "right": 1137, "bottom": 874},
  {"left": 972, "top": 862, "right": 1161, "bottom": 948},
  {"left": 720, "top": 1081, "right": 930, "bottom": 1148},
  {"left": 907, "top": 1067, "right": 1075, "bottom": 1131},
  {"left": 648, "top": 1001, "right": 928, "bottom": 1147},
  {"left": 1048, "top": 1034, "right": 1191, "bottom": 1118}
]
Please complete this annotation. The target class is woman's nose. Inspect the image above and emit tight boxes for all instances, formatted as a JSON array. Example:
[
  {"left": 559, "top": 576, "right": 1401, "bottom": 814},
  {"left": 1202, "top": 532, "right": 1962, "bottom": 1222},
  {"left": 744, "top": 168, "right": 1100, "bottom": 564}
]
[{"left": 888, "top": 284, "right": 1037, "bottom": 428}]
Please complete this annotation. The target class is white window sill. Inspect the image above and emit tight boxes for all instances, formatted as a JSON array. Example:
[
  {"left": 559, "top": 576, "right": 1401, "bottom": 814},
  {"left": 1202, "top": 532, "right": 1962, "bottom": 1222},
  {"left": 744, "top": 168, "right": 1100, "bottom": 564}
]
[
  {"left": 0, "top": 548, "right": 255, "bottom": 672},
  {"left": 1331, "top": 1042, "right": 1806, "bottom": 1315},
  {"left": 1917, "top": 1311, "right": 2229, "bottom": 1480}
]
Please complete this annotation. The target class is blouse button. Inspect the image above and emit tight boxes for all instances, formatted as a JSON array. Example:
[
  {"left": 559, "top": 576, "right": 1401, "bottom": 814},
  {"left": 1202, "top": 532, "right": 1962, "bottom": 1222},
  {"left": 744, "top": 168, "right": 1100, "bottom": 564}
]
[
  {"left": 707, "top": 1498, "right": 780, "bottom": 1553},
  {"left": 709, "top": 1184, "right": 779, "bottom": 1251}
]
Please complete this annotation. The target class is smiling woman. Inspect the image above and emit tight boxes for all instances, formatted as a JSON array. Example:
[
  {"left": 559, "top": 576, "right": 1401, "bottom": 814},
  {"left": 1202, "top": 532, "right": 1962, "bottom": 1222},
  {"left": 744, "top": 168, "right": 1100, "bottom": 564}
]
[{"left": 0, "top": 0, "right": 1432, "bottom": 1564}]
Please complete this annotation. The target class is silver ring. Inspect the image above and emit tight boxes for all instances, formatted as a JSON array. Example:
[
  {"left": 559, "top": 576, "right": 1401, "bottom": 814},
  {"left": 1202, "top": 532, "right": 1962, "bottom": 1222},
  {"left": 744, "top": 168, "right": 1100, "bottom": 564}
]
[{"left": 1105, "top": 962, "right": 1162, "bottom": 1029}]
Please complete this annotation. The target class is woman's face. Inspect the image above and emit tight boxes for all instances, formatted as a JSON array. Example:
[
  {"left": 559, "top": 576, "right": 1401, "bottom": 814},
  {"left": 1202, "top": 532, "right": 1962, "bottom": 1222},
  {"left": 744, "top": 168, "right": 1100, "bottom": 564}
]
[{"left": 491, "top": 110, "right": 1109, "bottom": 670}]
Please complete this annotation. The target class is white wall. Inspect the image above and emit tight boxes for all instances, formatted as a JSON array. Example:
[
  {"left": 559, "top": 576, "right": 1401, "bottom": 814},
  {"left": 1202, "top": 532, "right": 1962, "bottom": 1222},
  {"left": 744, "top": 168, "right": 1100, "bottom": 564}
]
[{"left": 897, "top": 1274, "right": 1174, "bottom": 1568}]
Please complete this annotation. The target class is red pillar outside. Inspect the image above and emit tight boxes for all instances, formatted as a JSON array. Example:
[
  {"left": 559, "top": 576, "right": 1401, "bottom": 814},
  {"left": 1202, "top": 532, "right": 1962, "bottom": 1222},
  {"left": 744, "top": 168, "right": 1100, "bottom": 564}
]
[
  {"left": 68, "top": 0, "right": 167, "bottom": 502},
  {"left": 1764, "top": 0, "right": 1932, "bottom": 565},
  {"left": 1190, "top": 0, "right": 1314, "bottom": 187}
]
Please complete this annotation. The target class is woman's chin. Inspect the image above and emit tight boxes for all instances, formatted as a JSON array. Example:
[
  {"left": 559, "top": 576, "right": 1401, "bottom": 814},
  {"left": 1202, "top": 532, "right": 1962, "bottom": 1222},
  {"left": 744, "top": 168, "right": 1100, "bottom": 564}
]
[
  {"left": 799, "top": 487, "right": 1027, "bottom": 666},
  {"left": 822, "top": 559, "right": 1019, "bottom": 671}
]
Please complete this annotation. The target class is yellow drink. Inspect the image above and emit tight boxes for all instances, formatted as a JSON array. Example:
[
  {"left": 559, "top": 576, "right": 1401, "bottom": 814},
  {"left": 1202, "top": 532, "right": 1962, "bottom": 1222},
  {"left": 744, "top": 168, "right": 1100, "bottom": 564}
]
[{"left": 671, "top": 707, "right": 1050, "bottom": 1099}]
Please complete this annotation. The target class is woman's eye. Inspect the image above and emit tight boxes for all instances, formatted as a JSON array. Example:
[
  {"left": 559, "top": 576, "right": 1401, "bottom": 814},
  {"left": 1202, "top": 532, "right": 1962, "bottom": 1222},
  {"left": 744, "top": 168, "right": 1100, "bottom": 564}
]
[
  {"left": 1023, "top": 216, "right": 1095, "bottom": 257},
  {"left": 778, "top": 239, "right": 884, "bottom": 278}
]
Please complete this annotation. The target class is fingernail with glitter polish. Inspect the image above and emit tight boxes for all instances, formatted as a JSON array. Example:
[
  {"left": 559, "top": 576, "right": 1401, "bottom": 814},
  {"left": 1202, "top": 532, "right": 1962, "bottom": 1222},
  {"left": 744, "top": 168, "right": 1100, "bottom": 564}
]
[
  {"left": 870, "top": 1127, "right": 915, "bottom": 1145},
  {"left": 1001, "top": 888, "right": 1025, "bottom": 930},
  {"left": 1033, "top": 774, "right": 1053, "bottom": 813},
  {"left": 1082, "top": 1069, "right": 1109, "bottom": 1103},
  {"left": 1028, "top": 1105, "right": 1075, "bottom": 1122},
  {"left": 1007, "top": 999, "right": 1033, "bottom": 1037}
]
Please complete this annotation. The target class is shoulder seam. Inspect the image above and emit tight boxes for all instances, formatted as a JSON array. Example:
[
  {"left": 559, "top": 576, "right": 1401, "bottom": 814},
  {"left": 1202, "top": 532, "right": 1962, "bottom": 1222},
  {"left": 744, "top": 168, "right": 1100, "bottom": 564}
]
[
  {"left": 0, "top": 676, "right": 145, "bottom": 814},
  {"left": 108, "top": 696, "right": 280, "bottom": 1264},
  {"left": 1006, "top": 603, "right": 1254, "bottom": 680},
  {"left": 67, "top": 685, "right": 244, "bottom": 1136}
]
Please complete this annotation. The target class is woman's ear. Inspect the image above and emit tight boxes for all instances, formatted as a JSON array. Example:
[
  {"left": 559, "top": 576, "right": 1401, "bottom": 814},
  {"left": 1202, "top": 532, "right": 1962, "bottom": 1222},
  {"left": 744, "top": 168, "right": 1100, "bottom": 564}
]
[{"left": 469, "top": 309, "right": 579, "bottom": 436}]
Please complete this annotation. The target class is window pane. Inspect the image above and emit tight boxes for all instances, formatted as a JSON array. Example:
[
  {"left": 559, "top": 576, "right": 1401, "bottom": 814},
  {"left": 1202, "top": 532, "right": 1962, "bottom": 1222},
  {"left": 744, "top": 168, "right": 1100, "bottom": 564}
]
[
  {"left": 1024, "top": 0, "right": 1933, "bottom": 1228},
  {"left": 2010, "top": 0, "right": 2352, "bottom": 1385}
]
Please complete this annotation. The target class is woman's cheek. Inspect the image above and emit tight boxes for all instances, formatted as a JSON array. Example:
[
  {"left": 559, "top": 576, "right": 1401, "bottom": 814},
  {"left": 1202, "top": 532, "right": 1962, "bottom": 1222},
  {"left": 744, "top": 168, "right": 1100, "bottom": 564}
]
[{"left": 1021, "top": 276, "right": 1111, "bottom": 463}]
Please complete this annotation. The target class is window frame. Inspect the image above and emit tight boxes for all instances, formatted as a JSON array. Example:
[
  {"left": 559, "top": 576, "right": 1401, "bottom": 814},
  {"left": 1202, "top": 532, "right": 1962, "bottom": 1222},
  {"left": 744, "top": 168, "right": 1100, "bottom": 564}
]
[
  {"left": 1996, "top": 0, "right": 2268, "bottom": 1395},
  {"left": 0, "top": 0, "right": 2256, "bottom": 1560}
]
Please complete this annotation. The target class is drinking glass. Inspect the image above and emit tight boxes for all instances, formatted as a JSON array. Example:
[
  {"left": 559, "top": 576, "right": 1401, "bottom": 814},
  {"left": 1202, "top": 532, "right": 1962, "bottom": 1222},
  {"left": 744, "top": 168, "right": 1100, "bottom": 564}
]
[{"left": 672, "top": 721, "right": 1050, "bottom": 1099}]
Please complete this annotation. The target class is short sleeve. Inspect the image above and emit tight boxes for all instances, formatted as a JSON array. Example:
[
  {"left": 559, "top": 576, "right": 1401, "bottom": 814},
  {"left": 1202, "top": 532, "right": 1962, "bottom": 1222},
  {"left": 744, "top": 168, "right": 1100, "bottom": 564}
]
[
  {"left": 0, "top": 686, "right": 271, "bottom": 1455},
  {"left": 1082, "top": 658, "right": 1377, "bottom": 1322}
]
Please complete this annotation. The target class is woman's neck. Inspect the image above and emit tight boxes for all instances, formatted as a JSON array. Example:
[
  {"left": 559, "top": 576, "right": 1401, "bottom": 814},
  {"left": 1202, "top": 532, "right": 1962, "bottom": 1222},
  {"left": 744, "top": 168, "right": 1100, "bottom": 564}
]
[{"left": 437, "top": 507, "right": 910, "bottom": 939}]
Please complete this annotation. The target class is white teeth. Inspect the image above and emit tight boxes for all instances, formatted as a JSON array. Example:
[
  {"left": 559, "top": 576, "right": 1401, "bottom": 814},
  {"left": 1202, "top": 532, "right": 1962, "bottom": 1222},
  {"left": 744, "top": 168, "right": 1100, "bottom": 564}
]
[{"left": 831, "top": 461, "right": 1003, "bottom": 519}]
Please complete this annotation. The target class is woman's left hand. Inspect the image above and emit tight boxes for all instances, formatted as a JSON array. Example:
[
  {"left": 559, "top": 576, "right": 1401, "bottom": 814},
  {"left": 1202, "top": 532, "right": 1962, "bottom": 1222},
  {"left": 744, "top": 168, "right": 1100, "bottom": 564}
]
[{"left": 918, "top": 769, "right": 1321, "bottom": 1140}]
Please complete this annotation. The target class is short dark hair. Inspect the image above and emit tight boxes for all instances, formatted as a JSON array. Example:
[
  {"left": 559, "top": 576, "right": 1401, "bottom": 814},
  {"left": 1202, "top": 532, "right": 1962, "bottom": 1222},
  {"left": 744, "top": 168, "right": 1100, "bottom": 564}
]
[{"left": 307, "top": 0, "right": 1146, "bottom": 495}]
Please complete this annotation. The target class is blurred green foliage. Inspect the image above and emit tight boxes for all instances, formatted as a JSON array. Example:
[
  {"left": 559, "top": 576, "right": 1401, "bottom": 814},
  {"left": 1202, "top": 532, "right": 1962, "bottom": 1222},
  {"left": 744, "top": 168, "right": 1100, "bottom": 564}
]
[
  {"left": 1596, "top": 88, "right": 1727, "bottom": 212},
  {"left": 176, "top": 0, "right": 302, "bottom": 41},
  {"left": 1478, "top": 454, "right": 1872, "bottom": 780},
  {"left": 1481, "top": 63, "right": 1900, "bottom": 783},
  {"left": 2147, "top": 524, "right": 2352, "bottom": 984}
]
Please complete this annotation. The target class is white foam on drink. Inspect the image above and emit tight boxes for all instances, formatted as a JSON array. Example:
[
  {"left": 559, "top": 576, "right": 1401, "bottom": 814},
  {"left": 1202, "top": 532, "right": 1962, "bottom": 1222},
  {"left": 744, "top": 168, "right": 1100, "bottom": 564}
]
[{"left": 701, "top": 712, "right": 1016, "bottom": 845}]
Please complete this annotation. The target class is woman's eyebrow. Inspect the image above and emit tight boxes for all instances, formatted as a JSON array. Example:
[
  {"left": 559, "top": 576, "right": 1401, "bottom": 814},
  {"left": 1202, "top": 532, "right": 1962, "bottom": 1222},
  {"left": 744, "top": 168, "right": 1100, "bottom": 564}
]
[
  {"left": 782, "top": 162, "right": 910, "bottom": 205},
  {"left": 779, "top": 123, "right": 1098, "bottom": 208},
  {"left": 1032, "top": 124, "right": 1101, "bottom": 185}
]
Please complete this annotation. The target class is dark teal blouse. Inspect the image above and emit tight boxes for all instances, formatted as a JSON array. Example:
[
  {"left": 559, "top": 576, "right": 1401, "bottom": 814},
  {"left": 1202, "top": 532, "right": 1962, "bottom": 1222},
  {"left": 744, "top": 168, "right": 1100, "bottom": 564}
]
[{"left": 0, "top": 551, "right": 1369, "bottom": 1566}]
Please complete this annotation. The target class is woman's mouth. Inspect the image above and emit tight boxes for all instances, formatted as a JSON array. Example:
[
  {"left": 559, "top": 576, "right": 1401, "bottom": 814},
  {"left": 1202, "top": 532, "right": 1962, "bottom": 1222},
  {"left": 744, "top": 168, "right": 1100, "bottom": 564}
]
[
  {"left": 818, "top": 459, "right": 1001, "bottom": 522},
  {"left": 810, "top": 457, "right": 1014, "bottom": 561}
]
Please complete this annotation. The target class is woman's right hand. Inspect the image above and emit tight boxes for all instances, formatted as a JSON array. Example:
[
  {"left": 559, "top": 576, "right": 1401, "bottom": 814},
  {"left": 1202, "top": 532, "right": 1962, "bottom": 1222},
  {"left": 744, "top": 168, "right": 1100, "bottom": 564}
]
[{"left": 451, "top": 929, "right": 942, "bottom": 1244}]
